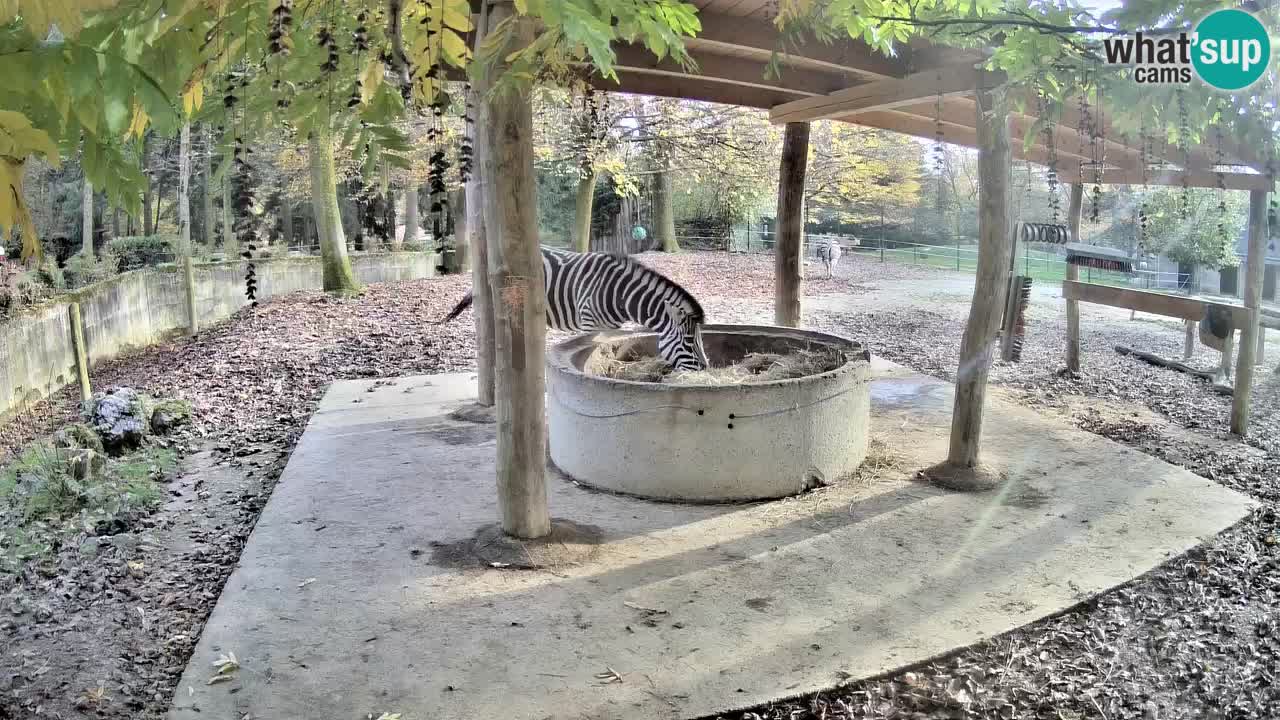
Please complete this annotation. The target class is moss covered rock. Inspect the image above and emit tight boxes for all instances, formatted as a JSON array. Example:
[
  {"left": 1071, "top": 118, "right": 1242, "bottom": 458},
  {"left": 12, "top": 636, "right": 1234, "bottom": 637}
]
[
  {"left": 51, "top": 422, "right": 105, "bottom": 454},
  {"left": 150, "top": 398, "right": 194, "bottom": 435}
]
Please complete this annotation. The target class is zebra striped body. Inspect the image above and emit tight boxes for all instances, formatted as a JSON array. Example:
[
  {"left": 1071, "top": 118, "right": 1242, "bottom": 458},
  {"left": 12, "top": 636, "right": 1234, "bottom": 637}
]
[
  {"left": 441, "top": 247, "right": 709, "bottom": 370},
  {"left": 814, "top": 237, "right": 842, "bottom": 276}
]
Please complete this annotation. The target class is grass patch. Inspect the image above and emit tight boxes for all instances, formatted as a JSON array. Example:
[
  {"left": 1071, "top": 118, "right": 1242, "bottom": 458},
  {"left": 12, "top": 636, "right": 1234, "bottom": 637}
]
[{"left": 0, "top": 442, "right": 178, "bottom": 571}]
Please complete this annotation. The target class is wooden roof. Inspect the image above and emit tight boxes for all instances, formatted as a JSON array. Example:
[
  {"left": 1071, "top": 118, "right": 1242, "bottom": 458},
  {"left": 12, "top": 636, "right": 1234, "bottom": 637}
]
[{"left": 581, "top": 1, "right": 1272, "bottom": 190}]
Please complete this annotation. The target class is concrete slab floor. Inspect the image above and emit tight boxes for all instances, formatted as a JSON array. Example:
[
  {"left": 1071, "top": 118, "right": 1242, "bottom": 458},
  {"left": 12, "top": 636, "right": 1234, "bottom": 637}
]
[{"left": 169, "top": 364, "right": 1255, "bottom": 720}]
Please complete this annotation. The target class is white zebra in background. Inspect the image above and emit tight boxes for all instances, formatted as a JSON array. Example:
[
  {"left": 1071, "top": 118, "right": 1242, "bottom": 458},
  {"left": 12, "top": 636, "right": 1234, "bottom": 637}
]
[
  {"left": 813, "top": 236, "right": 843, "bottom": 277},
  {"left": 439, "top": 247, "right": 709, "bottom": 371}
]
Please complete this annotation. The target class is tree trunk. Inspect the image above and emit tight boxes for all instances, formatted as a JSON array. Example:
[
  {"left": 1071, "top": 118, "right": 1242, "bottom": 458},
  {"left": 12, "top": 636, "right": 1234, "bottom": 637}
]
[
  {"left": 572, "top": 168, "right": 597, "bottom": 253},
  {"left": 465, "top": 37, "right": 494, "bottom": 405},
  {"left": 309, "top": 124, "right": 361, "bottom": 293},
  {"left": 281, "top": 199, "right": 293, "bottom": 248},
  {"left": 481, "top": 5, "right": 549, "bottom": 540},
  {"left": 178, "top": 123, "right": 192, "bottom": 256},
  {"left": 112, "top": 208, "right": 121, "bottom": 239},
  {"left": 400, "top": 186, "right": 418, "bottom": 250},
  {"left": 1231, "top": 189, "right": 1269, "bottom": 434},
  {"left": 203, "top": 125, "right": 216, "bottom": 247},
  {"left": 654, "top": 158, "right": 678, "bottom": 252},
  {"left": 947, "top": 72, "right": 1013, "bottom": 470},
  {"left": 82, "top": 176, "right": 94, "bottom": 256},
  {"left": 774, "top": 121, "right": 809, "bottom": 327},
  {"left": 1064, "top": 183, "right": 1084, "bottom": 372}
]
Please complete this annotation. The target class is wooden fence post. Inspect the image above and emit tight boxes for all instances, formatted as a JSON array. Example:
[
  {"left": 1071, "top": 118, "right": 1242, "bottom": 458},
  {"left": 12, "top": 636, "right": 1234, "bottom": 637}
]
[
  {"left": 482, "top": 2, "right": 550, "bottom": 539},
  {"left": 183, "top": 255, "right": 198, "bottom": 336},
  {"left": 1064, "top": 184, "right": 1084, "bottom": 372},
  {"left": 1183, "top": 320, "right": 1196, "bottom": 360},
  {"left": 68, "top": 302, "right": 92, "bottom": 403},
  {"left": 1231, "top": 189, "right": 1269, "bottom": 434},
  {"left": 946, "top": 71, "right": 1012, "bottom": 475},
  {"left": 774, "top": 121, "right": 810, "bottom": 327}
]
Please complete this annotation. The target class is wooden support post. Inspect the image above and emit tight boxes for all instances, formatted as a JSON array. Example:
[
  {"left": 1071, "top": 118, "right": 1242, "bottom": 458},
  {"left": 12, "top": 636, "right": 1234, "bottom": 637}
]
[
  {"left": 481, "top": 2, "right": 550, "bottom": 539},
  {"left": 183, "top": 255, "right": 198, "bottom": 336},
  {"left": 774, "top": 121, "right": 809, "bottom": 327},
  {"left": 1258, "top": 328, "right": 1266, "bottom": 366},
  {"left": 1065, "top": 184, "right": 1084, "bottom": 372},
  {"left": 466, "top": 2, "right": 495, "bottom": 407},
  {"left": 1184, "top": 320, "right": 1196, "bottom": 360},
  {"left": 68, "top": 302, "right": 91, "bottom": 403},
  {"left": 1231, "top": 189, "right": 1269, "bottom": 435},
  {"left": 946, "top": 72, "right": 1012, "bottom": 471}
]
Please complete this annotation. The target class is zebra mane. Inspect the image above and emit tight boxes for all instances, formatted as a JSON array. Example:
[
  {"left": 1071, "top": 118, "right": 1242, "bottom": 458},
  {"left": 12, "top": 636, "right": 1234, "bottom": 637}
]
[{"left": 609, "top": 252, "right": 705, "bottom": 323}]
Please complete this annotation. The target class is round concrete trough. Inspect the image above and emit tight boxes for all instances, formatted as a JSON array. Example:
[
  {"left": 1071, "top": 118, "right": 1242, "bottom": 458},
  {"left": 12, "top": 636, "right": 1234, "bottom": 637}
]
[{"left": 546, "top": 324, "right": 873, "bottom": 502}]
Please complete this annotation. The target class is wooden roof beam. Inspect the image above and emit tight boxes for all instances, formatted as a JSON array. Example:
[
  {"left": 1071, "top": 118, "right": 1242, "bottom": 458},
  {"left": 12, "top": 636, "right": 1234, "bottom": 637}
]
[
  {"left": 585, "top": 68, "right": 805, "bottom": 110},
  {"left": 839, "top": 109, "right": 1090, "bottom": 168},
  {"left": 769, "top": 65, "right": 983, "bottom": 125},
  {"left": 893, "top": 97, "right": 1141, "bottom": 171},
  {"left": 1058, "top": 167, "right": 1274, "bottom": 191},
  {"left": 686, "top": 11, "right": 907, "bottom": 81},
  {"left": 610, "top": 43, "right": 852, "bottom": 99}
]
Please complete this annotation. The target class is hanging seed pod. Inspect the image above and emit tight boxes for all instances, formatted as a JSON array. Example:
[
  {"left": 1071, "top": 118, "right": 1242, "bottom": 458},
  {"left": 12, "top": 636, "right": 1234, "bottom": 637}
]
[
  {"left": 352, "top": 12, "right": 370, "bottom": 53},
  {"left": 458, "top": 83, "right": 475, "bottom": 182},
  {"left": 231, "top": 136, "right": 265, "bottom": 306},
  {"left": 223, "top": 75, "right": 239, "bottom": 109},
  {"left": 1035, "top": 87, "right": 1060, "bottom": 222},
  {"left": 269, "top": 0, "right": 294, "bottom": 56},
  {"left": 317, "top": 27, "right": 339, "bottom": 73},
  {"left": 933, "top": 86, "right": 945, "bottom": 214},
  {"left": 1177, "top": 89, "right": 1191, "bottom": 219}
]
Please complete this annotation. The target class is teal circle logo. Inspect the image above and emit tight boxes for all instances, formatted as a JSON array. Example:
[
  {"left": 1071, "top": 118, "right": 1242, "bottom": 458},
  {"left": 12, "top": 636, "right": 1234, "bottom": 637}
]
[{"left": 1192, "top": 9, "right": 1270, "bottom": 90}]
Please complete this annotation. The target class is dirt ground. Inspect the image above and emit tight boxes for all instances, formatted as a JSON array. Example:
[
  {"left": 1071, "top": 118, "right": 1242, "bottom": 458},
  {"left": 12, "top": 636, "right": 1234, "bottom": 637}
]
[{"left": 2, "top": 250, "right": 1278, "bottom": 719}]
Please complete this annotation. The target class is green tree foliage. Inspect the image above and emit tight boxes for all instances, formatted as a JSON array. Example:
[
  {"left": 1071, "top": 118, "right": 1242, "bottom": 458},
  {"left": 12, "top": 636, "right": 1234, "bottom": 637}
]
[{"left": 1144, "top": 186, "right": 1247, "bottom": 269}]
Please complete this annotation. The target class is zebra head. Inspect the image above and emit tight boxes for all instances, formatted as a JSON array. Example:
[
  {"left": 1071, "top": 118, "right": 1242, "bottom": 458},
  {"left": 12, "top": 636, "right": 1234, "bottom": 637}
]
[{"left": 659, "top": 309, "right": 708, "bottom": 371}]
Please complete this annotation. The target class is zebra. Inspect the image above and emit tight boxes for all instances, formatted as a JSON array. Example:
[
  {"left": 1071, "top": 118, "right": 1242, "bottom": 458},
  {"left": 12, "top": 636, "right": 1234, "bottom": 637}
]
[
  {"left": 439, "top": 247, "right": 709, "bottom": 370},
  {"left": 814, "top": 237, "right": 842, "bottom": 277}
]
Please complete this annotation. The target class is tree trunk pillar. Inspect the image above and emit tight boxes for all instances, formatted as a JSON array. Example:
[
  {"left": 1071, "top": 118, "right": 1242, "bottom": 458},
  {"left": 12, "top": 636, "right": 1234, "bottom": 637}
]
[
  {"left": 309, "top": 123, "right": 361, "bottom": 293},
  {"left": 1065, "top": 183, "right": 1084, "bottom": 372},
  {"left": 774, "top": 121, "right": 810, "bottom": 327},
  {"left": 947, "top": 71, "right": 1013, "bottom": 470},
  {"left": 654, "top": 156, "right": 678, "bottom": 252},
  {"left": 400, "top": 187, "right": 418, "bottom": 251},
  {"left": 82, "top": 176, "right": 94, "bottom": 256},
  {"left": 481, "top": 2, "right": 550, "bottom": 539},
  {"left": 1231, "top": 189, "right": 1269, "bottom": 435},
  {"left": 572, "top": 168, "right": 597, "bottom": 253},
  {"left": 466, "top": 6, "right": 495, "bottom": 406},
  {"left": 179, "top": 123, "right": 192, "bottom": 257}
]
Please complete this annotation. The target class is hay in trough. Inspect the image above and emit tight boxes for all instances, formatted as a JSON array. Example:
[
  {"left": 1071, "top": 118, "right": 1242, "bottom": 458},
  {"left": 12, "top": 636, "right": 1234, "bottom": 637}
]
[{"left": 591, "top": 346, "right": 846, "bottom": 385}]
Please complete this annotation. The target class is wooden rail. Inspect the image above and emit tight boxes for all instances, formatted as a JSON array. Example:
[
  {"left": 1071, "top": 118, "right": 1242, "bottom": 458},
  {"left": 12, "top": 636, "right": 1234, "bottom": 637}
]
[{"left": 1061, "top": 280, "right": 1280, "bottom": 330}]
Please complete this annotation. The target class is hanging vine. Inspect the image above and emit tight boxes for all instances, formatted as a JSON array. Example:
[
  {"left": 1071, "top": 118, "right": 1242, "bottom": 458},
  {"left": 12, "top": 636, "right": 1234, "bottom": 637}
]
[
  {"left": 1088, "top": 78, "right": 1104, "bottom": 223},
  {"left": 932, "top": 78, "right": 946, "bottom": 217},
  {"left": 1037, "top": 85, "right": 1059, "bottom": 223},
  {"left": 1138, "top": 122, "right": 1151, "bottom": 254},
  {"left": 1176, "top": 88, "right": 1191, "bottom": 220},
  {"left": 419, "top": 0, "right": 452, "bottom": 272},
  {"left": 1214, "top": 111, "right": 1228, "bottom": 249}
]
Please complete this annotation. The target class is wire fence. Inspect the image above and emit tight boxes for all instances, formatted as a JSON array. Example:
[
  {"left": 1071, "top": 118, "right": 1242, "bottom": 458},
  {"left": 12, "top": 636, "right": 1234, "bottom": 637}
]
[{"left": 716, "top": 230, "right": 1193, "bottom": 293}]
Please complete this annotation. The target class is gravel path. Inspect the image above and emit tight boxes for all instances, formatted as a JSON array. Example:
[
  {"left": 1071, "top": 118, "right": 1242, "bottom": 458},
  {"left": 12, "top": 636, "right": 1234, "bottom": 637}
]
[{"left": 2, "top": 251, "right": 1278, "bottom": 719}]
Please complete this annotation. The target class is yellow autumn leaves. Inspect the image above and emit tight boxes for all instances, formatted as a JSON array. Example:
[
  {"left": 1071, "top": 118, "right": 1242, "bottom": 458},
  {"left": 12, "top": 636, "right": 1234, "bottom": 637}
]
[{"left": 0, "top": 112, "right": 60, "bottom": 261}]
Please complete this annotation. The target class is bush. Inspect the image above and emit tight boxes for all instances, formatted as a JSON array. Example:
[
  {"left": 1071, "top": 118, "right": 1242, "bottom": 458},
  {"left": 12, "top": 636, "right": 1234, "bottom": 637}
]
[
  {"left": 106, "top": 235, "right": 176, "bottom": 272},
  {"left": 63, "top": 253, "right": 116, "bottom": 289}
]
